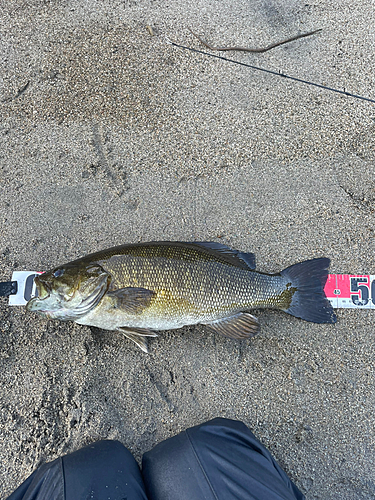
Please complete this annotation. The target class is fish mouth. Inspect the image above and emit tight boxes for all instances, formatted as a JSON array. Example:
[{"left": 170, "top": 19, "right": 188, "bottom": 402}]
[
  {"left": 33, "top": 276, "right": 51, "bottom": 300},
  {"left": 26, "top": 276, "right": 52, "bottom": 312}
]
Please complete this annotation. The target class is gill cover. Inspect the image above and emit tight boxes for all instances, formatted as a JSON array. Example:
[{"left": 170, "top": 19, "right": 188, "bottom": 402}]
[{"left": 26, "top": 263, "right": 111, "bottom": 321}]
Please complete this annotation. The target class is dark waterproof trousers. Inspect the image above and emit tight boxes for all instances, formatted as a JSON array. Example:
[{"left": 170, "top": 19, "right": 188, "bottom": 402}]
[{"left": 7, "top": 418, "right": 305, "bottom": 500}]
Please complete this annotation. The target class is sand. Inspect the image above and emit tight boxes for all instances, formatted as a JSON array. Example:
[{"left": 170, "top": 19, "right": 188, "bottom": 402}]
[{"left": 1, "top": 0, "right": 375, "bottom": 498}]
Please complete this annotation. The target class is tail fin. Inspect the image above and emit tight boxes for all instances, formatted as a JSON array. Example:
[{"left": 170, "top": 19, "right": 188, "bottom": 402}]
[{"left": 281, "top": 258, "right": 336, "bottom": 324}]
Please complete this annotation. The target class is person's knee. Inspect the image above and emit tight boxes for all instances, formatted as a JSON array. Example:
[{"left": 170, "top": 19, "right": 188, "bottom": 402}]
[
  {"left": 188, "top": 417, "right": 253, "bottom": 438},
  {"left": 63, "top": 439, "right": 147, "bottom": 500},
  {"left": 142, "top": 418, "right": 305, "bottom": 500}
]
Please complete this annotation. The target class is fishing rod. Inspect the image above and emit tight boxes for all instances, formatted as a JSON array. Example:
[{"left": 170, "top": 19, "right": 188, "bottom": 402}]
[{"left": 165, "top": 32, "right": 375, "bottom": 105}]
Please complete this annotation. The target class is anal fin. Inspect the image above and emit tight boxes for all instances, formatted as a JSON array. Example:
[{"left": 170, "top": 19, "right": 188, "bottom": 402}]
[
  {"left": 203, "top": 312, "right": 259, "bottom": 339},
  {"left": 118, "top": 326, "right": 158, "bottom": 353}
]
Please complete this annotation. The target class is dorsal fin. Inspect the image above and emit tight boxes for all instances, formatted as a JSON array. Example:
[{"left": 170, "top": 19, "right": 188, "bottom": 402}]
[{"left": 192, "top": 242, "right": 256, "bottom": 270}]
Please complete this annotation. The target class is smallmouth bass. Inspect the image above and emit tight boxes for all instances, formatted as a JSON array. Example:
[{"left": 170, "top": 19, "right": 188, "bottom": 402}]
[{"left": 26, "top": 241, "right": 336, "bottom": 352}]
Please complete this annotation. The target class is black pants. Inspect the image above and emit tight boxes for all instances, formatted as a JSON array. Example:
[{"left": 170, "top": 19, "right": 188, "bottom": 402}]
[{"left": 8, "top": 418, "right": 305, "bottom": 500}]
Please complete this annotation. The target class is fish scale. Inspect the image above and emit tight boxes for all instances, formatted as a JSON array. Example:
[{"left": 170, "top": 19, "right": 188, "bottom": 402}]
[{"left": 100, "top": 254, "right": 283, "bottom": 321}]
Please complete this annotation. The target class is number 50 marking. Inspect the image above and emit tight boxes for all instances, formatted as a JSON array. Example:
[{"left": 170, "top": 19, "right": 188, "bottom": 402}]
[{"left": 350, "top": 277, "right": 370, "bottom": 306}]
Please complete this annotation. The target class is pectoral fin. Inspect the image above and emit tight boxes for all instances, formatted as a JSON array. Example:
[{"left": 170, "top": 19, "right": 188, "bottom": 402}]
[
  {"left": 107, "top": 287, "right": 155, "bottom": 314},
  {"left": 118, "top": 326, "right": 158, "bottom": 353},
  {"left": 203, "top": 312, "right": 259, "bottom": 339}
]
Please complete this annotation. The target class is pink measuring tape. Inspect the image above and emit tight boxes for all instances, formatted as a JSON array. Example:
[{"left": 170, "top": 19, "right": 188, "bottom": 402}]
[{"left": 324, "top": 274, "right": 375, "bottom": 309}]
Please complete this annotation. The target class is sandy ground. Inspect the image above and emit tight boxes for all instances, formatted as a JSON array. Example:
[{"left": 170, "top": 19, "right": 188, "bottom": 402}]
[{"left": 1, "top": 0, "right": 375, "bottom": 498}]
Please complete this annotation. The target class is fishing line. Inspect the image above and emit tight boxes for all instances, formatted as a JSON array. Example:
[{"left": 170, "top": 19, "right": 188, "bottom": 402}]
[{"left": 165, "top": 37, "right": 375, "bottom": 105}]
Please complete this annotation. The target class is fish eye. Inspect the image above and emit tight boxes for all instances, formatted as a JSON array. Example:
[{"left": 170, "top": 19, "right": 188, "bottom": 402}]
[{"left": 53, "top": 268, "right": 65, "bottom": 278}]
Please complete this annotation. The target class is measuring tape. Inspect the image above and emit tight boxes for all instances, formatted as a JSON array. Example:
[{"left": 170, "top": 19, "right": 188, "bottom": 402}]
[
  {"left": 7, "top": 271, "right": 43, "bottom": 306},
  {"left": 324, "top": 274, "right": 375, "bottom": 309},
  {"left": 2, "top": 271, "right": 375, "bottom": 309}
]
